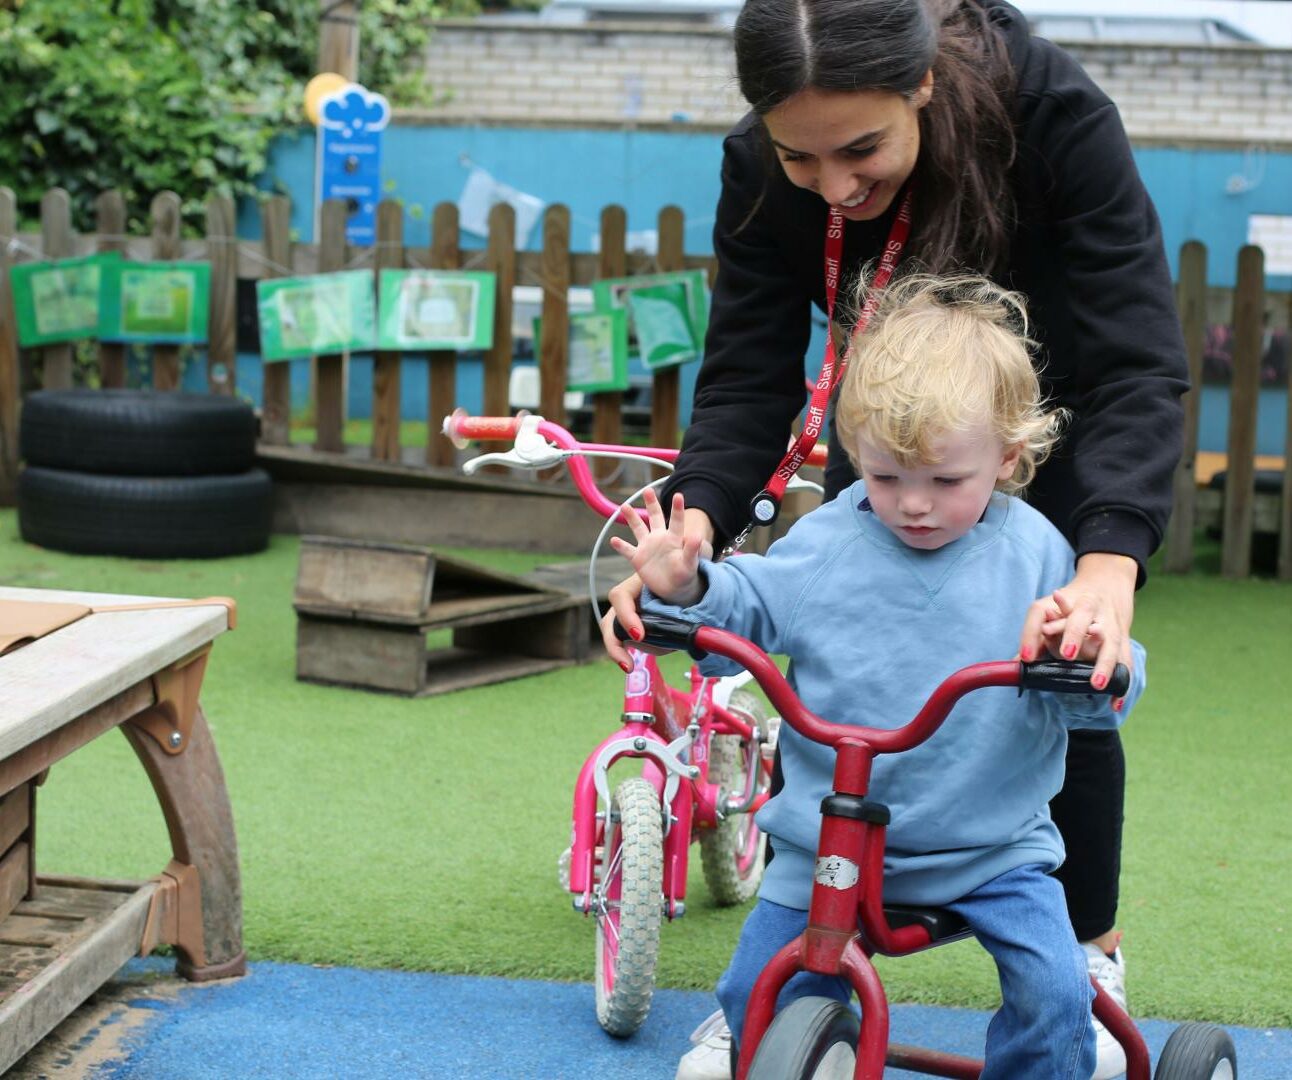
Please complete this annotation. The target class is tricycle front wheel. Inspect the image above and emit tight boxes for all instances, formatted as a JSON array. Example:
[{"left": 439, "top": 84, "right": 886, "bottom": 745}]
[
  {"left": 748, "top": 996, "right": 859, "bottom": 1080},
  {"left": 593, "top": 777, "right": 664, "bottom": 1037},
  {"left": 1155, "top": 1022, "right": 1237, "bottom": 1080}
]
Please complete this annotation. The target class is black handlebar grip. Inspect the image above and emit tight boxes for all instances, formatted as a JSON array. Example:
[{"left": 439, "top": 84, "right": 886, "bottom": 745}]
[
  {"left": 1020, "top": 659, "right": 1130, "bottom": 698},
  {"left": 612, "top": 615, "right": 708, "bottom": 661}
]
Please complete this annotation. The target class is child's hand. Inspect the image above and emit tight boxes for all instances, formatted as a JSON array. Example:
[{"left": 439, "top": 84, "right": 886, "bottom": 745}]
[{"left": 609, "top": 489, "right": 706, "bottom": 609}]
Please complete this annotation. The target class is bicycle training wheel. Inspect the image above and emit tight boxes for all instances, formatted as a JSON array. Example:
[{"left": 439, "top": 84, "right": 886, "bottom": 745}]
[
  {"left": 1154, "top": 1022, "right": 1237, "bottom": 1080},
  {"left": 594, "top": 776, "right": 664, "bottom": 1036},
  {"left": 699, "top": 688, "right": 769, "bottom": 905},
  {"left": 748, "top": 996, "right": 860, "bottom": 1080}
]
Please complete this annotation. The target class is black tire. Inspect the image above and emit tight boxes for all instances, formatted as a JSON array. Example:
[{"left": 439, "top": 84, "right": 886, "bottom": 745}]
[
  {"left": 20, "top": 389, "right": 258, "bottom": 476},
  {"left": 1155, "top": 1022, "right": 1237, "bottom": 1080},
  {"left": 748, "top": 997, "right": 859, "bottom": 1080},
  {"left": 18, "top": 466, "right": 273, "bottom": 559}
]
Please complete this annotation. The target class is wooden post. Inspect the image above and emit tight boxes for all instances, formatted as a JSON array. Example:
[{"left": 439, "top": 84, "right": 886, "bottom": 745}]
[
  {"left": 372, "top": 200, "right": 403, "bottom": 463},
  {"left": 259, "top": 196, "right": 294, "bottom": 446},
  {"left": 39, "top": 190, "right": 73, "bottom": 390},
  {"left": 206, "top": 195, "right": 237, "bottom": 396},
  {"left": 315, "top": 199, "right": 349, "bottom": 452},
  {"left": 150, "top": 192, "right": 183, "bottom": 391},
  {"left": 95, "top": 191, "right": 128, "bottom": 389},
  {"left": 651, "top": 205, "right": 685, "bottom": 451},
  {"left": 0, "top": 188, "right": 19, "bottom": 504},
  {"left": 538, "top": 205, "right": 571, "bottom": 425},
  {"left": 317, "top": 0, "right": 359, "bottom": 80},
  {"left": 484, "top": 203, "right": 516, "bottom": 420},
  {"left": 593, "top": 205, "right": 627, "bottom": 480},
  {"left": 1280, "top": 288, "right": 1292, "bottom": 582},
  {"left": 1220, "top": 245, "right": 1263, "bottom": 579},
  {"left": 427, "top": 202, "right": 460, "bottom": 467},
  {"left": 1164, "top": 240, "right": 1206, "bottom": 574}
]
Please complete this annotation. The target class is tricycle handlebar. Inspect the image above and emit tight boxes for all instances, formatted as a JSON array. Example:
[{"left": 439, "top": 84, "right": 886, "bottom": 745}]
[{"left": 619, "top": 616, "right": 1127, "bottom": 756}]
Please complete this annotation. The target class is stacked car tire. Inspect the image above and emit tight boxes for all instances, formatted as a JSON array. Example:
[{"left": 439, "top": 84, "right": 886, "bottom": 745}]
[{"left": 18, "top": 390, "right": 273, "bottom": 559}]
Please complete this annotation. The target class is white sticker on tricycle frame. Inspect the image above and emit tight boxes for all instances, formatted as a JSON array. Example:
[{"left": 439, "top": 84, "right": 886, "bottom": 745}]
[{"left": 814, "top": 855, "right": 860, "bottom": 890}]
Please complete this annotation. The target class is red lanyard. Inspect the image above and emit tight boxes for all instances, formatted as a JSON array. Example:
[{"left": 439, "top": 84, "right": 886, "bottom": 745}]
[{"left": 745, "top": 188, "right": 913, "bottom": 531}]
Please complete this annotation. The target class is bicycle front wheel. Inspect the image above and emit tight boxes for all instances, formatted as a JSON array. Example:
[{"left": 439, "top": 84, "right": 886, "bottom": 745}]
[{"left": 594, "top": 776, "right": 664, "bottom": 1036}]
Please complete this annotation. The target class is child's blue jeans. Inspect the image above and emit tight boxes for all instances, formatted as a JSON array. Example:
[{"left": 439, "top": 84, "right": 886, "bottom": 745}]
[{"left": 715, "top": 864, "right": 1096, "bottom": 1080}]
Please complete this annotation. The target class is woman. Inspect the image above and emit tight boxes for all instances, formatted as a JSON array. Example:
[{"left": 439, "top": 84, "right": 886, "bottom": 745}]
[{"left": 601, "top": 2, "right": 1188, "bottom": 1078}]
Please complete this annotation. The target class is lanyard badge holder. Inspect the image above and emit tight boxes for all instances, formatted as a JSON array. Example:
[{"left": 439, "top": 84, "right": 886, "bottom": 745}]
[{"left": 736, "top": 189, "right": 913, "bottom": 551}]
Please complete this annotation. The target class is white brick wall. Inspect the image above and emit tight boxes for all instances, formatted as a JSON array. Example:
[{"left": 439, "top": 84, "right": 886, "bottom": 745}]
[{"left": 418, "top": 20, "right": 1292, "bottom": 145}]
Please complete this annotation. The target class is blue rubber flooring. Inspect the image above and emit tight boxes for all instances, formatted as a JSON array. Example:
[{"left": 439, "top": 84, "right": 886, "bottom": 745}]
[{"left": 87, "top": 959, "right": 1288, "bottom": 1079}]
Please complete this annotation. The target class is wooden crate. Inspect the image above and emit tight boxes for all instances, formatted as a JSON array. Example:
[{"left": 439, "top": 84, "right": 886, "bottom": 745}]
[
  {"left": 0, "top": 785, "right": 34, "bottom": 924},
  {"left": 293, "top": 537, "right": 602, "bottom": 696}
]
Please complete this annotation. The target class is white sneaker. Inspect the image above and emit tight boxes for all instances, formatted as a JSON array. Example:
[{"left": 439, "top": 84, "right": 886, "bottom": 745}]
[
  {"left": 675, "top": 1009, "right": 733, "bottom": 1080},
  {"left": 1084, "top": 941, "right": 1128, "bottom": 1080}
]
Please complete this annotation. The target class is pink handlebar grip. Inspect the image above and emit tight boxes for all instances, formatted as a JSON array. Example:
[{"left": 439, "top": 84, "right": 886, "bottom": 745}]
[{"left": 442, "top": 408, "right": 523, "bottom": 448}]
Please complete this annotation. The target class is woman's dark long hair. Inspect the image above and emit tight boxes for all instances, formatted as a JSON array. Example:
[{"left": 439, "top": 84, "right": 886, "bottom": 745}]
[{"left": 734, "top": 0, "right": 1017, "bottom": 274}]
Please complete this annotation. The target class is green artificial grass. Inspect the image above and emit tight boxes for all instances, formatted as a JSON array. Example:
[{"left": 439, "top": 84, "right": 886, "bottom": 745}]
[{"left": 0, "top": 511, "right": 1287, "bottom": 1028}]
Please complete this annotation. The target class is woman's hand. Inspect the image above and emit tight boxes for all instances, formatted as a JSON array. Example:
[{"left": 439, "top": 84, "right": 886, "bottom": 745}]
[
  {"left": 1019, "top": 552, "right": 1137, "bottom": 701},
  {"left": 600, "top": 502, "right": 715, "bottom": 670}
]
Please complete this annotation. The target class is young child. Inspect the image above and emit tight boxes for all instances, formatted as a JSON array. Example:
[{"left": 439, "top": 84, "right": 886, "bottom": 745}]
[{"left": 606, "top": 274, "right": 1147, "bottom": 1080}]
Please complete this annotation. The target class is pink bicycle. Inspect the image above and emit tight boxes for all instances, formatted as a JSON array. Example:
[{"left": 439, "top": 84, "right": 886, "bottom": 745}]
[{"left": 442, "top": 409, "right": 826, "bottom": 1036}]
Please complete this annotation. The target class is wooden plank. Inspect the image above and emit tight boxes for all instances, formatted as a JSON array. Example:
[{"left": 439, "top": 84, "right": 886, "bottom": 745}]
[
  {"left": 1221, "top": 246, "right": 1263, "bottom": 578},
  {"left": 592, "top": 205, "right": 627, "bottom": 479},
  {"left": 0, "top": 785, "right": 30, "bottom": 855},
  {"left": 0, "top": 882, "right": 154, "bottom": 1075},
  {"left": 539, "top": 205, "right": 572, "bottom": 426},
  {"left": 149, "top": 192, "right": 183, "bottom": 390},
  {"left": 0, "top": 188, "right": 18, "bottom": 505},
  {"left": 94, "top": 191, "right": 129, "bottom": 389},
  {"left": 372, "top": 201, "right": 404, "bottom": 462},
  {"left": 18, "top": 883, "right": 133, "bottom": 920},
  {"left": 484, "top": 203, "right": 517, "bottom": 419},
  {"left": 0, "top": 845, "right": 29, "bottom": 923},
  {"left": 453, "top": 603, "right": 592, "bottom": 662},
  {"left": 205, "top": 194, "right": 238, "bottom": 395},
  {"left": 420, "top": 649, "right": 574, "bottom": 696},
  {"left": 294, "top": 537, "right": 435, "bottom": 621},
  {"left": 260, "top": 196, "right": 294, "bottom": 445},
  {"left": 427, "top": 203, "right": 461, "bottom": 467},
  {"left": 317, "top": 0, "right": 359, "bottom": 79},
  {"left": 296, "top": 618, "right": 427, "bottom": 694},
  {"left": 650, "top": 205, "right": 685, "bottom": 456},
  {"left": 38, "top": 190, "right": 74, "bottom": 390},
  {"left": 314, "top": 199, "right": 349, "bottom": 452},
  {"left": 524, "top": 556, "right": 624, "bottom": 601},
  {"left": 1165, "top": 240, "right": 1206, "bottom": 574},
  {"left": 0, "top": 588, "right": 228, "bottom": 758}
]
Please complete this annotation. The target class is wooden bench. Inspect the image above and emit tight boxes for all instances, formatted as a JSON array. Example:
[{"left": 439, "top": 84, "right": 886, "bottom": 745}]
[{"left": 0, "top": 587, "right": 244, "bottom": 1073}]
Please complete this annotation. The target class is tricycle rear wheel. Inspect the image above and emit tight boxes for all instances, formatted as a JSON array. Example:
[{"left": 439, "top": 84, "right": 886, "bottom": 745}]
[
  {"left": 1155, "top": 1022, "right": 1237, "bottom": 1079},
  {"left": 748, "top": 996, "right": 859, "bottom": 1080}
]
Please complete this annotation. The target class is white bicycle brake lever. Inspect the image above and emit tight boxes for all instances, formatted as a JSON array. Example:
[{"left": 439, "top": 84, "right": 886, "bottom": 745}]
[{"left": 462, "top": 413, "right": 565, "bottom": 474}]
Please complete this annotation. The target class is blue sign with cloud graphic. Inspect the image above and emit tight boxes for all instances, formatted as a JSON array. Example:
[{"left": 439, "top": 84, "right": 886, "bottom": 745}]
[{"left": 316, "top": 84, "right": 391, "bottom": 246}]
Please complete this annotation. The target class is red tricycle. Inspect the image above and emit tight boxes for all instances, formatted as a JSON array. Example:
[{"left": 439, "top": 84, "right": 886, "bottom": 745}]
[
  {"left": 613, "top": 615, "right": 1238, "bottom": 1080},
  {"left": 442, "top": 410, "right": 828, "bottom": 1037}
]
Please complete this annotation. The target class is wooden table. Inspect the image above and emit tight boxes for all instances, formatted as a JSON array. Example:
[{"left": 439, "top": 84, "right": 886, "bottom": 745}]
[{"left": 0, "top": 587, "right": 244, "bottom": 1073}]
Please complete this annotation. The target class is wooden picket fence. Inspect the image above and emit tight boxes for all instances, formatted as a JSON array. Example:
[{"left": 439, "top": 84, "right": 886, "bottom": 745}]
[{"left": 0, "top": 185, "right": 1287, "bottom": 578}]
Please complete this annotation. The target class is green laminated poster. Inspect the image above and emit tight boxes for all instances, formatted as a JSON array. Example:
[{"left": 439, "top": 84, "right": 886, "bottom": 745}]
[
  {"left": 591, "top": 269, "right": 708, "bottom": 368},
  {"left": 533, "top": 309, "right": 630, "bottom": 393},
  {"left": 101, "top": 259, "right": 210, "bottom": 344},
  {"left": 256, "top": 270, "right": 376, "bottom": 362},
  {"left": 9, "top": 253, "right": 113, "bottom": 346},
  {"left": 626, "top": 283, "right": 701, "bottom": 369},
  {"left": 377, "top": 270, "right": 496, "bottom": 350}
]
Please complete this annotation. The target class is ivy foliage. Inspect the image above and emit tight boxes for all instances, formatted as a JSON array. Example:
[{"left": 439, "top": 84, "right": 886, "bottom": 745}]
[{"left": 0, "top": 0, "right": 479, "bottom": 233}]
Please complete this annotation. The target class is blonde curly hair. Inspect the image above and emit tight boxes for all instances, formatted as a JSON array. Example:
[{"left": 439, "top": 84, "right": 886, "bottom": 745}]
[{"left": 835, "top": 273, "right": 1065, "bottom": 494}]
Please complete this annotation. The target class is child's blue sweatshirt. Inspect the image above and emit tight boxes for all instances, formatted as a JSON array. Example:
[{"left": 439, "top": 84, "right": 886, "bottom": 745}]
[{"left": 645, "top": 481, "right": 1146, "bottom": 911}]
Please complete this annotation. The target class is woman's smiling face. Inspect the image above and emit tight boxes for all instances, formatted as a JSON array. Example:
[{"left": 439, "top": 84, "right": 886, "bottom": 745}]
[{"left": 762, "top": 78, "right": 932, "bottom": 222}]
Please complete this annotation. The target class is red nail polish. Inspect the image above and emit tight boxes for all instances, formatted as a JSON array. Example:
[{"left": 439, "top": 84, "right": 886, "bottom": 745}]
[
  {"left": 629, "top": 626, "right": 643, "bottom": 641},
  {"left": 1113, "top": 698, "right": 1124, "bottom": 713},
  {"left": 1092, "top": 673, "right": 1108, "bottom": 690},
  {"left": 1062, "top": 643, "right": 1077, "bottom": 660},
  {"left": 1020, "top": 646, "right": 1033, "bottom": 662},
  {"left": 620, "top": 661, "right": 633, "bottom": 673}
]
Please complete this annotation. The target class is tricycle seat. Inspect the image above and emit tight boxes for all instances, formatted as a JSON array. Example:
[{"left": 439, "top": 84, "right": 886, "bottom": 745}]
[{"left": 883, "top": 904, "right": 971, "bottom": 944}]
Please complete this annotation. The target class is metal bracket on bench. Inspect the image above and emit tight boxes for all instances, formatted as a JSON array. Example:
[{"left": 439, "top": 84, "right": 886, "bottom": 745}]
[
  {"left": 127, "top": 645, "right": 212, "bottom": 756},
  {"left": 139, "top": 858, "right": 207, "bottom": 969}
]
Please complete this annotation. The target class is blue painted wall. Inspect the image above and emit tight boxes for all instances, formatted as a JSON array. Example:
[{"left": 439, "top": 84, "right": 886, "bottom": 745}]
[{"left": 227, "top": 125, "right": 1291, "bottom": 454}]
